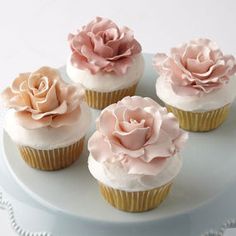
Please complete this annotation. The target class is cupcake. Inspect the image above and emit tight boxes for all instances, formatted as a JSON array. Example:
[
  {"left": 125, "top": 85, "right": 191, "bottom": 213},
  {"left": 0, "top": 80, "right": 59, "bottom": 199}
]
[
  {"left": 66, "top": 17, "right": 144, "bottom": 109},
  {"left": 88, "top": 96, "right": 188, "bottom": 212},
  {"left": 154, "top": 38, "right": 236, "bottom": 132},
  {"left": 1, "top": 66, "right": 91, "bottom": 171}
]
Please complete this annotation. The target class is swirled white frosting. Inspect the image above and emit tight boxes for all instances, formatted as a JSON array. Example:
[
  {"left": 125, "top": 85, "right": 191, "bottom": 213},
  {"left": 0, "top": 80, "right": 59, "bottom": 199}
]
[
  {"left": 88, "top": 154, "right": 182, "bottom": 192},
  {"left": 4, "top": 102, "right": 91, "bottom": 150},
  {"left": 156, "top": 75, "right": 236, "bottom": 111},
  {"left": 66, "top": 54, "right": 144, "bottom": 92}
]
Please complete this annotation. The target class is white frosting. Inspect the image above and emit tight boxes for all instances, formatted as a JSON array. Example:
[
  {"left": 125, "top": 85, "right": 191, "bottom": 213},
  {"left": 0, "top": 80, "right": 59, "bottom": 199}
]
[
  {"left": 156, "top": 75, "right": 236, "bottom": 112},
  {"left": 66, "top": 54, "right": 145, "bottom": 92},
  {"left": 4, "top": 102, "right": 92, "bottom": 150},
  {"left": 88, "top": 154, "right": 182, "bottom": 192}
]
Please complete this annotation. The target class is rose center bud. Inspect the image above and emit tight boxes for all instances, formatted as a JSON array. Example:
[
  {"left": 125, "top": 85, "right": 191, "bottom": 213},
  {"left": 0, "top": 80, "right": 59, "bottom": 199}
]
[
  {"left": 113, "top": 118, "right": 150, "bottom": 151},
  {"left": 104, "top": 31, "right": 112, "bottom": 42},
  {"left": 103, "top": 28, "right": 118, "bottom": 43},
  {"left": 197, "top": 52, "right": 205, "bottom": 62},
  {"left": 38, "top": 80, "right": 46, "bottom": 90},
  {"left": 29, "top": 74, "right": 49, "bottom": 98}
]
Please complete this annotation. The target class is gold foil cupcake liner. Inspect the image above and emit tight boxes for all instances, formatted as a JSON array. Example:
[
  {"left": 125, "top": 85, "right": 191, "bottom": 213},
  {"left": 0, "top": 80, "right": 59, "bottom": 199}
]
[
  {"left": 99, "top": 182, "right": 172, "bottom": 212},
  {"left": 85, "top": 83, "right": 137, "bottom": 109},
  {"left": 166, "top": 104, "right": 230, "bottom": 132},
  {"left": 17, "top": 137, "right": 84, "bottom": 171}
]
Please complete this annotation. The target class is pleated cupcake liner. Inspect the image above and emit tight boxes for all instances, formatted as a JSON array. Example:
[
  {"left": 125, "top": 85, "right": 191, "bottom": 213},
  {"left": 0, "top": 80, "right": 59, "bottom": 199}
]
[
  {"left": 166, "top": 104, "right": 230, "bottom": 132},
  {"left": 85, "top": 83, "right": 137, "bottom": 110},
  {"left": 99, "top": 182, "right": 172, "bottom": 212},
  {"left": 17, "top": 137, "right": 84, "bottom": 171}
]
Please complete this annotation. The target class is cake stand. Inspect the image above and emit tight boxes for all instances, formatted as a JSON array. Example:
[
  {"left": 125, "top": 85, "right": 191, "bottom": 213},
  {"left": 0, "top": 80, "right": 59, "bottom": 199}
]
[{"left": 1, "top": 54, "right": 236, "bottom": 236}]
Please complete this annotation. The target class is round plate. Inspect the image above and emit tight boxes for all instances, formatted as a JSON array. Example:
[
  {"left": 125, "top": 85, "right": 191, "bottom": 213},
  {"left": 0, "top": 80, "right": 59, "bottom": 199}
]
[{"left": 3, "top": 54, "right": 236, "bottom": 223}]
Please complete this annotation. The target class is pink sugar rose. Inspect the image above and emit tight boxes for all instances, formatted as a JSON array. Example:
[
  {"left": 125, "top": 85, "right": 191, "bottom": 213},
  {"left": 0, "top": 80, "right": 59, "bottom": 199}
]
[
  {"left": 154, "top": 38, "right": 236, "bottom": 96},
  {"left": 68, "top": 16, "right": 142, "bottom": 75},
  {"left": 1, "top": 67, "right": 85, "bottom": 129},
  {"left": 88, "top": 96, "right": 188, "bottom": 176}
]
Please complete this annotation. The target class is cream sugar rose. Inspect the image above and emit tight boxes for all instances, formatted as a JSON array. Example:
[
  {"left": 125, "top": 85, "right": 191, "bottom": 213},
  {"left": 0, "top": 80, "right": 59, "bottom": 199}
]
[
  {"left": 88, "top": 96, "right": 188, "bottom": 212},
  {"left": 154, "top": 38, "right": 236, "bottom": 132},
  {"left": 1, "top": 66, "right": 91, "bottom": 171},
  {"left": 66, "top": 17, "right": 144, "bottom": 109}
]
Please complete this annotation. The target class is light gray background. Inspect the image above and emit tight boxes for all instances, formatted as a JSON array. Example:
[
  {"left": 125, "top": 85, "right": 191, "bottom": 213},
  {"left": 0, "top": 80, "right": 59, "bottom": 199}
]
[{"left": 1, "top": 0, "right": 236, "bottom": 235}]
